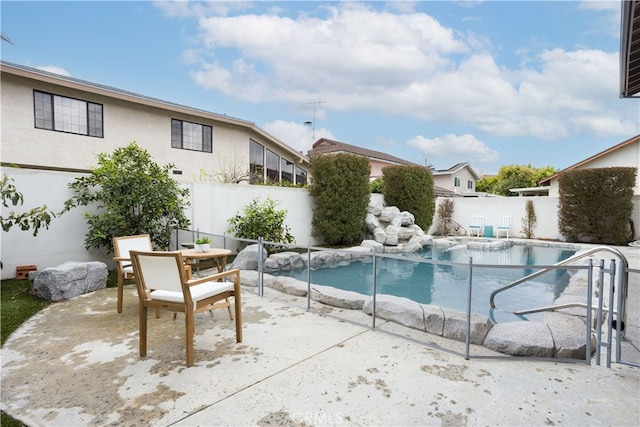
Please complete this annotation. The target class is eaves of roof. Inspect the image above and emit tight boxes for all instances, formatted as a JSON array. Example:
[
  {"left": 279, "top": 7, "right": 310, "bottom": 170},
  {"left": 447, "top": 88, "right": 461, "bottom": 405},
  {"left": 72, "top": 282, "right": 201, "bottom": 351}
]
[
  {"left": 309, "top": 138, "right": 420, "bottom": 167},
  {"left": 432, "top": 162, "right": 480, "bottom": 180},
  {"left": 620, "top": 0, "right": 640, "bottom": 98},
  {"left": 538, "top": 134, "right": 640, "bottom": 185},
  {"left": 1, "top": 60, "right": 309, "bottom": 165}
]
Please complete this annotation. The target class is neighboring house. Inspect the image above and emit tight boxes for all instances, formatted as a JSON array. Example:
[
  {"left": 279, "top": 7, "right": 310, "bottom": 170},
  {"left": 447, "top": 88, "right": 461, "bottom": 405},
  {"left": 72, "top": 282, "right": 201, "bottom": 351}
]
[
  {"left": 0, "top": 61, "right": 309, "bottom": 185},
  {"left": 309, "top": 137, "right": 420, "bottom": 180},
  {"left": 539, "top": 135, "right": 640, "bottom": 196},
  {"left": 432, "top": 162, "right": 481, "bottom": 195},
  {"left": 307, "top": 137, "right": 455, "bottom": 196}
]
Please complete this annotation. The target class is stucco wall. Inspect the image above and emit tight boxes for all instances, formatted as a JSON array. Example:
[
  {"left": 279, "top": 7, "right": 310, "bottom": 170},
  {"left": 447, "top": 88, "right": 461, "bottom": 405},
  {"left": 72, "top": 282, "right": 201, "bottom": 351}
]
[{"left": 2, "top": 167, "right": 638, "bottom": 279}]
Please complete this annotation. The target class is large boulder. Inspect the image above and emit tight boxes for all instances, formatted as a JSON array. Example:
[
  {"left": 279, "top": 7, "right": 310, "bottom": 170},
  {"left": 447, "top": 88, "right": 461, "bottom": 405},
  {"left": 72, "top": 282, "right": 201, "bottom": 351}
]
[
  {"left": 231, "top": 244, "right": 268, "bottom": 270},
  {"left": 483, "top": 321, "right": 555, "bottom": 357},
  {"left": 32, "top": 261, "right": 107, "bottom": 301}
]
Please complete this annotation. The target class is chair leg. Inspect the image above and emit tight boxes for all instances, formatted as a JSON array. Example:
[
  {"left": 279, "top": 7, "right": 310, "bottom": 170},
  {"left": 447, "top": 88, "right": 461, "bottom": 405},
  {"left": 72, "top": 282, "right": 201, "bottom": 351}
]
[
  {"left": 117, "top": 274, "right": 124, "bottom": 313},
  {"left": 139, "top": 304, "right": 148, "bottom": 357},
  {"left": 234, "top": 294, "right": 243, "bottom": 343},
  {"left": 185, "top": 310, "right": 195, "bottom": 367},
  {"left": 226, "top": 298, "right": 234, "bottom": 320}
]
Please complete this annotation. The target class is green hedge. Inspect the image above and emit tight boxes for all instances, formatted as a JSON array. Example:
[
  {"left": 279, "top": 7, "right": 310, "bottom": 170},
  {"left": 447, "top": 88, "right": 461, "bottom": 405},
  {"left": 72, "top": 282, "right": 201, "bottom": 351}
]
[
  {"left": 309, "top": 153, "right": 371, "bottom": 245},
  {"left": 382, "top": 165, "right": 435, "bottom": 230},
  {"left": 558, "top": 167, "right": 636, "bottom": 245}
]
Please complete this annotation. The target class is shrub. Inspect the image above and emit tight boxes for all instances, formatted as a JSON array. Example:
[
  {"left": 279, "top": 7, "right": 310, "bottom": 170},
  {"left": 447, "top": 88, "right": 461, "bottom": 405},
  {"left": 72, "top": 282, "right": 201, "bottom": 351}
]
[
  {"left": 558, "top": 167, "right": 636, "bottom": 245},
  {"left": 370, "top": 177, "right": 384, "bottom": 194},
  {"left": 227, "top": 197, "right": 294, "bottom": 251},
  {"left": 437, "top": 198, "right": 455, "bottom": 236},
  {"left": 309, "top": 153, "right": 371, "bottom": 246},
  {"left": 521, "top": 199, "right": 537, "bottom": 239},
  {"left": 60, "top": 142, "right": 190, "bottom": 251},
  {"left": 382, "top": 165, "right": 435, "bottom": 230}
]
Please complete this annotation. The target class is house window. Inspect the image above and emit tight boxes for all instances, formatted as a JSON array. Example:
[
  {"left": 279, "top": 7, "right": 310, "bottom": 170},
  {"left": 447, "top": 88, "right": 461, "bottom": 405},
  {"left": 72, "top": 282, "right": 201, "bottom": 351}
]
[
  {"left": 266, "top": 149, "right": 280, "bottom": 183},
  {"left": 249, "top": 139, "right": 264, "bottom": 184},
  {"left": 171, "top": 119, "right": 212, "bottom": 152},
  {"left": 295, "top": 166, "right": 307, "bottom": 186},
  {"left": 467, "top": 180, "right": 473, "bottom": 189},
  {"left": 34, "top": 90, "right": 103, "bottom": 137},
  {"left": 281, "top": 159, "right": 294, "bottom": 183},
  {"left": 454, "top": 177, "right": 461, "bottom": 187}
]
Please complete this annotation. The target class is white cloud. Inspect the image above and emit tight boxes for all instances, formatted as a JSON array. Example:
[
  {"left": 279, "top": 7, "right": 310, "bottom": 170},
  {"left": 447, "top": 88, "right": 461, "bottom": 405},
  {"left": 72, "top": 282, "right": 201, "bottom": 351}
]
[
  {"left": 36, "top": 65, "right": 70, "bottom": 76},
  {"left": 164, "top": 2, "right": 633, "bottom": 142},
  {"left": 406, "top": 134, "right": 499, "bottom": 168},
  {"left": 263, "top": 120, "right": 336, "bottom": 154}
]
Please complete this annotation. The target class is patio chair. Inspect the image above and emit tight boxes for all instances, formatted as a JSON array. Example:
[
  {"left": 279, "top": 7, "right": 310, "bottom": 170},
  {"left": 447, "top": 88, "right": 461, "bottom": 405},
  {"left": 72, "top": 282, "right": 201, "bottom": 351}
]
[
  {"left": 112, "top": 234, "right": 153, "bottom": 313},
  {"left": 129, "top": 250, "right": 242, "bottom": 367},
  {"left": 496, "top": 216, "right": 512, "bottom": 238},
  {"left": 468, "top": 216, "right": 484, "bottom": 237}
]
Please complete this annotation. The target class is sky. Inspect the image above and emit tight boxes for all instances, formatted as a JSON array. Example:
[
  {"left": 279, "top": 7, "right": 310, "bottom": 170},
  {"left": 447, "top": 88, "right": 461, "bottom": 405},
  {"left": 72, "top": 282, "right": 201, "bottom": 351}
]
[{"left": 1, "top": 0, "right": 638, "bottom": 175}]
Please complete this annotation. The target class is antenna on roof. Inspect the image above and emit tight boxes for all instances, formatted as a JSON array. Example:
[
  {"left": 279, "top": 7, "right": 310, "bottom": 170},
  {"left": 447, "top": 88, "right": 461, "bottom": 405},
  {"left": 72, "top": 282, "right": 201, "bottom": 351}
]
[{"left": 303, "top": 101, "right": 324, "bottom": 143}]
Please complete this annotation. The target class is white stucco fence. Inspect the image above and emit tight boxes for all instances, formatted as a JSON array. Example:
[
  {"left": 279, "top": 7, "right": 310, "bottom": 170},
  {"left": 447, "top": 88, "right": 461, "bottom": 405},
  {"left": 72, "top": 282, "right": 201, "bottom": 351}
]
[{"left": 1, "top": 166, "right": 638, "bottom": 279}]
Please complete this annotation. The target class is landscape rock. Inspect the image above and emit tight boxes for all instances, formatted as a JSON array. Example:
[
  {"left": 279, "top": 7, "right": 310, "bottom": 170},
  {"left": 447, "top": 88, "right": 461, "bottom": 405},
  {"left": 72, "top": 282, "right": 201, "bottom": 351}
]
[
  {"left": 311, "top": 285, "right": 365, "bottom": 309},
  {"left": 441, "top": 307, "right": 493, "bottom": 345},
  {"left": 32, "top": 261, "right": 107, "bottom": 301},
  {"left": 231, "top": 244, "right": 268, "bottom": 270},
  {"left": 483, "top": 321, "right": 554, "bottom": 357}
]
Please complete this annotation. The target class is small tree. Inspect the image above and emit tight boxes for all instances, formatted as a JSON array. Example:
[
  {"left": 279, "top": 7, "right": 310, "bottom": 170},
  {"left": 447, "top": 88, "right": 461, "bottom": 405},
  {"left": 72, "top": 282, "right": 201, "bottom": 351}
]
[
  {"left": 437, "top": 198, "right": 455, "bottom": 236},
  {"left": 1, "top": 173, "right": 55, "bottom": 236},
  {"left": 521, "top": 199, "right": 537, "bottom": 239},
  {"left": 60, "top": 142, "right": 191, "bottom": 251},
  {"left": 227, "top": 197, "right": 294, "bottom": 251},
  {"left": 309, "top": 153, "right": 371, "bottom": 246},
  {"left": 382, "top": 165, "right": 435, "bottom": 230}
]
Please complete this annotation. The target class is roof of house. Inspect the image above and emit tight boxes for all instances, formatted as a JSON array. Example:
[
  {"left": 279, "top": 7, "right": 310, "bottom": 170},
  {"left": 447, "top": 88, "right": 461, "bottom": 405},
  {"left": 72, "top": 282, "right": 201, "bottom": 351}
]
[
  {"left": 308, "top": 138, "right": 421, "bottom": 167},
  {"left": 432, "top": 162, "right": 481, "bottom": 180},
  {"left": 539, "top": 134, "right": 640, "bottom": 185},
  {"left": 1, "top": 60, "right": 309, "bottom": 164},
  {"left": 620, "top": 0, "right": 640, "bottom": 98}
]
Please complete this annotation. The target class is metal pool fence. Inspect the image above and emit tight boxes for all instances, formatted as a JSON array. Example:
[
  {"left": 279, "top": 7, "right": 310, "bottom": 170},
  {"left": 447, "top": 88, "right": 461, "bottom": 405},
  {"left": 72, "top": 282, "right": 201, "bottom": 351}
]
[{"left": 172, "top": 228, "right": 639, "bottom": 368}]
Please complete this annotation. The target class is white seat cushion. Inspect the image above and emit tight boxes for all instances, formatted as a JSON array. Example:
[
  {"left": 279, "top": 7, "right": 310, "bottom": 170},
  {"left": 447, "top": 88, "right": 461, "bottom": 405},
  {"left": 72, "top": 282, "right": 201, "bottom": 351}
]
[
  {"left": 149, "top": 281, "right": 233, "bottom": 303},
  {"left": 123, "top": 265, "right": 134, "bottom": 274}
]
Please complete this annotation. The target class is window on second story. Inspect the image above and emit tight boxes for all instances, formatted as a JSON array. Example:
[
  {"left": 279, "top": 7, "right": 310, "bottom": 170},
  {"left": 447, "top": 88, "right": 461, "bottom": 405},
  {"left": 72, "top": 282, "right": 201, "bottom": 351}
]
[
  {"left": 266, "top": 149, "right": 280, "bottom": 183},
  {"left": 295, "top": 166, "right": 307, "bottom": 186},
  {"left": 454, "top": 177, "right": 461, "bottom": 187},
  {"left": 249, "top": 139, "right": 265, "bottom": 184},
  {"left": 467, "top": 180, "right": 474, "bottom": 189},
  {"left": 171, "top": 119, "right": 212, "bottom": 152},
  {"left": 281, "top": 159, "right": 294, "bottom": 183},
  {"left": 34, "top": 90, "right": 103, "bottom": 137}
]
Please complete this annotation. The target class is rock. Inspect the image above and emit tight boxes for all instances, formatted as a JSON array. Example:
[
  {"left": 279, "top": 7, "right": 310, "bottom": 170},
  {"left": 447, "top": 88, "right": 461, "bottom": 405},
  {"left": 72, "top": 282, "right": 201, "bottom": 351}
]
[
  {"left": 441, "top": 308, "right": 493, "bottom": 345},
  {"left": 363, "top": 294, "right": 425, "bottom": 331},
  {"left": 267, "top": 252, "right": 305, "bottom": 271},
  {"left": 271, "top": 276, "right": 308, "bottom": 297},
  {"left": 311, "top": 285, "right": 365, "bottom": 309},
  {"left": 483, "top": 321, "right": 554, "bottom": 357},
  {"left": 32, "top": 262, "right": 107, "bottom": 301},
  {"left": 231, "top": 244, "right": 268, "bottom": 270},
  {"left": 544, "top": 312, "right": 594, "bottom": 359}
]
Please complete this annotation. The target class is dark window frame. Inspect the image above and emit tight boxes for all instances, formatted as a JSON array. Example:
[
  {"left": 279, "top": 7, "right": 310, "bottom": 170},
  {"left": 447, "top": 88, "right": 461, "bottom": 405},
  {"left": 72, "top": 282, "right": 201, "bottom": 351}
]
[
  {"left": 33, "top": 90, "right": 103, "bottom": 138},
  {"left": 171, "top": 118, "right": 212, "bottom": 153}
]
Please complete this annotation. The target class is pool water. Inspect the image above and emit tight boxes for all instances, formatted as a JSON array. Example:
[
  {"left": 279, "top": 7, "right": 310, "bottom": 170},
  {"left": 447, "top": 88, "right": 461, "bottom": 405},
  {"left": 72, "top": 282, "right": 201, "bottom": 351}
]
[{"left": 275, "top": 244, "right": 577, "bottom": 323}]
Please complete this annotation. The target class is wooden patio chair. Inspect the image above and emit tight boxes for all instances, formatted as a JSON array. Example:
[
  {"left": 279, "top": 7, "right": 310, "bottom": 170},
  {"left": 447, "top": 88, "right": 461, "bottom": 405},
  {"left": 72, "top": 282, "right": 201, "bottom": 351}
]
[
  {"left": 112, "top": 234, "right": 152, "bottom": 313},
  {"left": 129, "top": 250, "right": 242, "bottom": 367}
]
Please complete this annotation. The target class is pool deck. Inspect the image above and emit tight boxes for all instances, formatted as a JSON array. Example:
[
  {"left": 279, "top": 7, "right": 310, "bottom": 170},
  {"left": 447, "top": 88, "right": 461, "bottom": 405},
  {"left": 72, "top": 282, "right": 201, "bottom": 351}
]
[{"left": 1, "top": 244, "right": 639, "bottom": 426}]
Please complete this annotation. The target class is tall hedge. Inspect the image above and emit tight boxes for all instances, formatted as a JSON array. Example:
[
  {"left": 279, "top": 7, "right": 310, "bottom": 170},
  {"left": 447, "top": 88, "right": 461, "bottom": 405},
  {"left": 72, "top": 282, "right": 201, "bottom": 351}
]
[
  {"left": 558, "top": 167, "right": 636, "bottom": 245},
  {"left": 309, "top": 153, "right": 371, "bottom": 246},
  {"left": 382, "top": 165, "right": 435, "bottom": 230}
]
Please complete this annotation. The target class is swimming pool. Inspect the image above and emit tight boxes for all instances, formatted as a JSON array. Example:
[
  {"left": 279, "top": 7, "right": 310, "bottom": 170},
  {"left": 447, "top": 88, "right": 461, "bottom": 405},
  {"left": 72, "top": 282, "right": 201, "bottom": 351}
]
[{"left": 274, "top": 243, "right": 577, "bottom": 323}]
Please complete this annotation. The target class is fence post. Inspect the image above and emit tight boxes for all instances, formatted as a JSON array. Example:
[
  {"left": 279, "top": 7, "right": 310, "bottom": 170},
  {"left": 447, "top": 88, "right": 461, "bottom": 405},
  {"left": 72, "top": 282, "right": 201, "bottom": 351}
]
[
  {"left": 372, "top": 247, "right": 377, "bottom": 330},
  {"left": 465, "top": 256, "right": 473, "bottom": 360},
  {"left": 586, "top": 258, "right": 593, "bottom": 365},
  {"left": 307, "top": 241, "right": 311, "bottom": 311},
  {"left": 258, "top": 236, "right": 264, "bottom": 297}
]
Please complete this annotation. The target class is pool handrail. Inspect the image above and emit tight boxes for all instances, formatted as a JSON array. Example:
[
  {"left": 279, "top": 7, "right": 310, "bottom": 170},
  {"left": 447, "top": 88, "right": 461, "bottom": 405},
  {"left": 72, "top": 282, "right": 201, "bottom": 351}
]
[{"left": 489, "top": 245, "right": 629, "bottom": 316}]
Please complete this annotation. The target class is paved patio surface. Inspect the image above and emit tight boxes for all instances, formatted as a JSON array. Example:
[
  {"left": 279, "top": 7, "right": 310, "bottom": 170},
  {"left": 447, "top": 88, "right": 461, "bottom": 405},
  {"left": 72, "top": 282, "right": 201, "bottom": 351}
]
[{"left": 1, "top": 244, "right": 639, "bottom": 426}]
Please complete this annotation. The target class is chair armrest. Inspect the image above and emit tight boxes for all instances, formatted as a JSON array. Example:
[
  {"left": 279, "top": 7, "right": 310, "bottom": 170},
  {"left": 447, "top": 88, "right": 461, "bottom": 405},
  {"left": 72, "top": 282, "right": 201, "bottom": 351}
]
[
  {"left": 113, "top": 257, "right": 131, "bottom": 262},
  {"left": 186, "top": 269, "right": 240, "bottom": 286}
]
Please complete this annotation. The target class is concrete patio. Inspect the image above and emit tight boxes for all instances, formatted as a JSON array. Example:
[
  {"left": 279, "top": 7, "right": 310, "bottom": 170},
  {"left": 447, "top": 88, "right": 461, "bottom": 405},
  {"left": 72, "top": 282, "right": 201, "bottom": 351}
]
[{"left": 1, "top": 266, "right": 639, "bottom": 426}]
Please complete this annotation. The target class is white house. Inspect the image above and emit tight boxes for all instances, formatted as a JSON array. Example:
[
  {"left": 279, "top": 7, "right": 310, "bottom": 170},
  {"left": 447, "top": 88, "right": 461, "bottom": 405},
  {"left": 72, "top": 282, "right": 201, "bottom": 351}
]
[
  {"left": 432, "top": 162, "right": 481, "bottom": 195},
  {"left": 539, "top": 135, "right": 640, "bottom": 196},
  {"left": 1, "top": 61, "right": 310, "bottom": 185}
]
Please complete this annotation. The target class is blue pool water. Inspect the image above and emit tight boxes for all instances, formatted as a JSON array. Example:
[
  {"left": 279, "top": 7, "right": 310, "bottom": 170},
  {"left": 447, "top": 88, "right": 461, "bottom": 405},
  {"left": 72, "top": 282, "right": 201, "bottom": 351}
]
[{"left": 275, "top": 244, "right": 577, "bottom": 323}]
